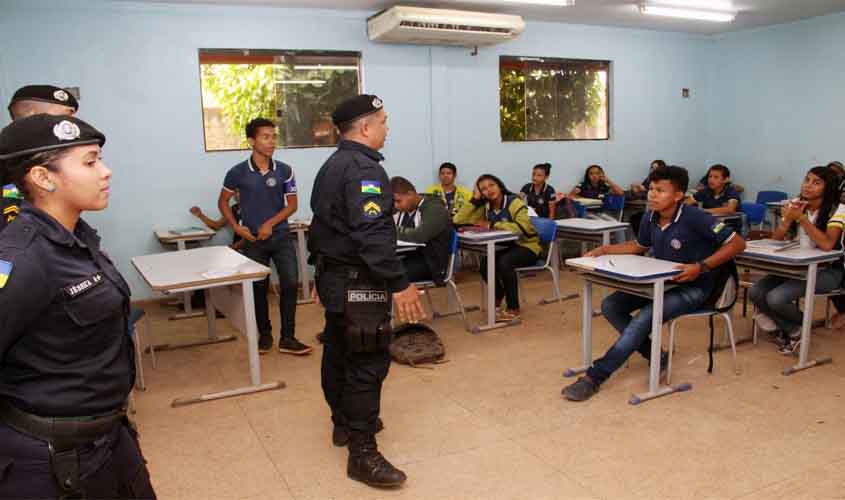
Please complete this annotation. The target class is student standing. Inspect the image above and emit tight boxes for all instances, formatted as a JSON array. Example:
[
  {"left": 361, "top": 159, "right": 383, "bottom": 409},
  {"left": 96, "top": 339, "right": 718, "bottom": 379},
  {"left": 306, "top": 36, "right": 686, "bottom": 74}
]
[
  {"left": 218, "top": 118, "right": 311, "bottom": 355},
  {"left": 562, "top": 165, "right": 746, "bottom": 401},
  {"left": 426, "top": 162, "right": 472, "bottom": 216},
  {"left": 519, "top": 163, "right": 557, "bottom": 218}
]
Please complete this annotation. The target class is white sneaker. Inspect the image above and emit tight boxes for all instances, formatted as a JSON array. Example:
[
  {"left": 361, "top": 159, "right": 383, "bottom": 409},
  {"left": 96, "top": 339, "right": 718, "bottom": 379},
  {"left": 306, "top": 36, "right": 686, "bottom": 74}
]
[{"left": 754, "top": 312, "right": 778, "bottom": 332}]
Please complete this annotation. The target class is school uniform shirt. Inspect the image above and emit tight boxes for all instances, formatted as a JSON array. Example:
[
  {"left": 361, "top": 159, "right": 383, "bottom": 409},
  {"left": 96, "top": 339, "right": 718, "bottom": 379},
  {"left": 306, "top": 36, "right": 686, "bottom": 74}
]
[
  {"left": 223, "top": 156, "right": 297, "bottom": 238},
  {"left": 796, "top": 205, "right": 845, "bottom": 254},
  {"left": 520, "top": 183, "right": 556, "bottom": 218},
  {"left": 425, "top": 184, "right": 472, "bottom": 216},
  {"left": 637, "top": 204, "right": 737, "bottom": 293},
  {"left": 574, "top": 181, "right": 610, "bottom": 200},
  {"left": 693, "top": 184, "right": 741, "bottom": 209},
  {"left": 453, "top": 194, "right": 541, "bottom": 256}
]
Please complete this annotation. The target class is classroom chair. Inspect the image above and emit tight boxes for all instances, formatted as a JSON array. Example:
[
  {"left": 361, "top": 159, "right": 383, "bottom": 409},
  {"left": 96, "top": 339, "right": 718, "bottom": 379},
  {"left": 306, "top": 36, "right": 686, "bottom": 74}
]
[
  {"left": 410, "top": 231, "right": 472, "bottom": 332},
  {"left": 740, "top": 202, "right": 767, "bottom": 231},
  {"left": 127, "top": 306, "right": 157, "bottom": 414},
  {"left": 602, "top": 194, "right": 626, "bottom": 221},
  {"left": 755, "top": 190, "right": 788, "bottom": 205},
  {"left": 515, "top": 217, "right": 563, "bottom": 305}
]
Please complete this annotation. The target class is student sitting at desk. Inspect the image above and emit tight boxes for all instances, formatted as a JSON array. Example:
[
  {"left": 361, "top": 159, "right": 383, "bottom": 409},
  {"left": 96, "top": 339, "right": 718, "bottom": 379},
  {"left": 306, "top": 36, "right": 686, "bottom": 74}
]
[
  {"left": 569, "top": 164, "right": 627, "bottom": 241},
  {"left": 391, "top": 176, "right": 452, "bottom": 283},
  {"left": 426, "top": 162, "right": 472, "bottom": 217},
  {"left": 562, "top": 165, "right": 746, "bottom": 402},
  {"left": 629, "top": 159, "right": 665, "bottom": 199},
  {"left": 519, "top": 163, "right": 557, "bottom": 219},
  {"left": 454, "top": 174, "right": 540, "bottom": 322},
  {"left": 686, "top": 164, "right": 740, "bottom": 216},
  {"left": 189, "top": 190, "right": 244, "bottom": 251},
  {"left": 750, "top": 166, "right": 845, "bottom": 353}
]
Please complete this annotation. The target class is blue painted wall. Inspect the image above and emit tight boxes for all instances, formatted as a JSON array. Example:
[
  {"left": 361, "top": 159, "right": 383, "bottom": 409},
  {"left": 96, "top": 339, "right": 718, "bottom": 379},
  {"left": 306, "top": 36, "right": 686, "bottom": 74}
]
[{"left": 1, "top": 0, "right": 716, "bottom": 298}]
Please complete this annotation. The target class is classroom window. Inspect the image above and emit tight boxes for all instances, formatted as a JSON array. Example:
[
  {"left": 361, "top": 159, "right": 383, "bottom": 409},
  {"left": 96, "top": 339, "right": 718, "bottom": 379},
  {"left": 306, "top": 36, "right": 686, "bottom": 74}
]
[
  {"left": 499, "top": 56, "right": 610, "bottom": 142},
  {"left": 199, "top": 49, "right": 362, "bottom": 151}
]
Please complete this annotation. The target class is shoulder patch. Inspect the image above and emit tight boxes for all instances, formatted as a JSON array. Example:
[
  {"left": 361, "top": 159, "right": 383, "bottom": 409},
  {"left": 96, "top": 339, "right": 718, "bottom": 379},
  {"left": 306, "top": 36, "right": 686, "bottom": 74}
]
[
  {"left": 2, "top": 184, "right": 21, "bottom": 200},
  {"left": 361, "top": 181, "right": 381, "bottom": 195},
  {"left": 0, "top": 260, "right": 12, "bottom": 288},
  {"left": 363, "top": 200, "right": 382, "bottom": 219}
]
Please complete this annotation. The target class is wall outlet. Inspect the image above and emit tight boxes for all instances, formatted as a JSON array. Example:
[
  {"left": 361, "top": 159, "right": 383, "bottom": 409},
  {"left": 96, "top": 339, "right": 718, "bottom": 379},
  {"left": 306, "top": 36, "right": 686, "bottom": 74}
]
[{"left": 681, "top": 88, "right": 690, "bottom": 98}]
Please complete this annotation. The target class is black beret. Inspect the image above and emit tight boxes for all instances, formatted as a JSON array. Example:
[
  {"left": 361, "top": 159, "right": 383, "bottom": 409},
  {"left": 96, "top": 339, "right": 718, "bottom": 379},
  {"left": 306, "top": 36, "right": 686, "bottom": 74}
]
[
  {"left": 332, "top": 94, "right": 384, "bottom": 127},
  {"left": 8, "top": 85, "right": 79, "bottom": 113},
  {"left": 0, "top": 114, "right": 105, "bottom": 162}
]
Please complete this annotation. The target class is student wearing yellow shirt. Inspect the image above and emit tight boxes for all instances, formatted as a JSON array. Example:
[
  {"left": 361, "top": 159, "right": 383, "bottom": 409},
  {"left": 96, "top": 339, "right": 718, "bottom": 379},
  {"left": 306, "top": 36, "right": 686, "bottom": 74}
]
[{"left": 425, "top": 162, "right": 472, "bottom": 216}]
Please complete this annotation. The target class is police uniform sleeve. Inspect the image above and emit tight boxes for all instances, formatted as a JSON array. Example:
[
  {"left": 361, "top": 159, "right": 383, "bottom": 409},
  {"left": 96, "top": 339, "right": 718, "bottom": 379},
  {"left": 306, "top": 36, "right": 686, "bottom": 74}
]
[
  {"left": 0, "top": 251, "right": 52, "bottom": 359},
  {"left": 692, "top": 209, "right": 736, "bottom": 246},
  {"left": 344, "top": 162, "right": 410, "bottom": 293}
]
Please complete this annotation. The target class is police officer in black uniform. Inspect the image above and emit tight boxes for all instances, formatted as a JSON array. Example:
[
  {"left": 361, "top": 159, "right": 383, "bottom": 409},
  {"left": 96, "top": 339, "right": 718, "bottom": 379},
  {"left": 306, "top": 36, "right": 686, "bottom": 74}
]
[
  {"left": 309, "top": 95, "right": 425, "bottom": 488},
  {"left": 2, "top": 84, "right": 79, "bottom": 235},
  {"left": 0, "top": 114, "right": 156, "bottom": 499}
]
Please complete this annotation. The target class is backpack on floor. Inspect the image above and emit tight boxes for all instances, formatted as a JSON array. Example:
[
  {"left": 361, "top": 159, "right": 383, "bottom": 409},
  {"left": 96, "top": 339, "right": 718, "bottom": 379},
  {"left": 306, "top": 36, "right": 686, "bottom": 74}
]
[{"left": 389, "top": 323, "right": 447, "bottom": 368}]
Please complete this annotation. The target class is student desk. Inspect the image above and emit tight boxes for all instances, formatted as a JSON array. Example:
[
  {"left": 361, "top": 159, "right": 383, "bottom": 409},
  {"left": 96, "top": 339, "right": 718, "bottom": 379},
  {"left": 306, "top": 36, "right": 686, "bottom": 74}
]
[
  {"left": 458, "top": 230, "right": 520, "bottom": 333},
  {"left": 572, "top": 197, "right": 603, "bottom": 211},
  {"left": 132, "top": 246, "right": 283, "bottom": 407},
  {"left": 154, "top": 227, "right": 217, "bottom": 320},
  {"left": 736, "top": 245, "right": 842, "bottom": 375},
  {"left": 555, "top": 218, "right": 631, "bottom": 310},
  {"left": 288, "top": 219, "right": 314, "bottom": 304},
  {"left": 564, "top": 255, "right": 690, "bottom": 405}
]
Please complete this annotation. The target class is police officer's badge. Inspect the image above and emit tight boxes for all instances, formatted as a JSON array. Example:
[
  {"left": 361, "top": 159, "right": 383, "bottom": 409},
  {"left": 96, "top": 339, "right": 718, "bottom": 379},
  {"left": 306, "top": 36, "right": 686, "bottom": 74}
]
[
  {"left": 363, "top": 200, "right": 382, "bottom": 219},
  {"left": 53, "top": 120, "right": 81, "bottom": 141},
  {"left": 53, "top": 89, "right": 70, "bottom": 102},
  {"left": 266, "top": 177, "right": 278, "bottom": 188},
  {"left": 372, "top": 97, "right": 383, "bottom": 109},
  {"left": 671, "top": 238, "right": 682, "bottom": 250}
]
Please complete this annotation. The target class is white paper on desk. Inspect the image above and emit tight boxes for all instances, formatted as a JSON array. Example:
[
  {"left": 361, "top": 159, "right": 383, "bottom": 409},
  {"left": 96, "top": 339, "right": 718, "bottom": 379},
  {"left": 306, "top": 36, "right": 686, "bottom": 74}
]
[
  {"left": 201, "top": 262, "right": 260, "bottom": 279},
  {"left": 566, "top": 254, "right": 681, "bottom": 279}
]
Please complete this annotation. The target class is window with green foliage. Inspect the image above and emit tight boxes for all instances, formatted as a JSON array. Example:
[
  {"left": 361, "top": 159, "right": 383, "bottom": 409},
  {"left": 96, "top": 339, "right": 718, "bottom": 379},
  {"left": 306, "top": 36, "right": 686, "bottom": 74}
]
[
  {"left": 499, "top": 56, "right": 610, "bottom": 142},
  {"left": 199, "top": 49, "right": 361, "bottom": 151}
]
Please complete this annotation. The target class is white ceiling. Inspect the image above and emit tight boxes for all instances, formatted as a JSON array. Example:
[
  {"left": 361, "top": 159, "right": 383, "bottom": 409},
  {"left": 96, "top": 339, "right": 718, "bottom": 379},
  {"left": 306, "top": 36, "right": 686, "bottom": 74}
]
[{"left": 115, "top": 0, "right": 845, "bottom": 34}]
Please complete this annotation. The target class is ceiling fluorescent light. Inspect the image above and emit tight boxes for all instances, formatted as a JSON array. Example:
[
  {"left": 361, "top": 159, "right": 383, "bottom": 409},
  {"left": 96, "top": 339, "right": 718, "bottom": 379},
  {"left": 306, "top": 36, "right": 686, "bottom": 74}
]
[
  {"left": 639, "top": 4, "right": 736, "bottom": 22},
  {"left": 501, "top": 0, "right": 575, "bottom": 6},
  {"left": 648, "top": 0, "right": 734, "bottom": 9}
]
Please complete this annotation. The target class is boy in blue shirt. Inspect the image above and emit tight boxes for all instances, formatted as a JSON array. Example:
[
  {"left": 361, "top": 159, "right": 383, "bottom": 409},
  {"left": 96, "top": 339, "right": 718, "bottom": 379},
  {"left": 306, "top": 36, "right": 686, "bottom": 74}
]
[
  {"left": 218, "top": 118, "right": 311, "bottom": 355},
  {"left": 562, "top": 165, "right": 746, "bottom": 401},
  {"left": 687, "top": 164, "right": 740, "bottom": 216}
]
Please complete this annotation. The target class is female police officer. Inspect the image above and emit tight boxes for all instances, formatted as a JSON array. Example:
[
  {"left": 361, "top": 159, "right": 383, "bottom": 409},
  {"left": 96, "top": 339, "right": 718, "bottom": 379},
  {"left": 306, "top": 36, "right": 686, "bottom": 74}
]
[{"left": 0, "top": 114, "right": 156, "bottom": 499}]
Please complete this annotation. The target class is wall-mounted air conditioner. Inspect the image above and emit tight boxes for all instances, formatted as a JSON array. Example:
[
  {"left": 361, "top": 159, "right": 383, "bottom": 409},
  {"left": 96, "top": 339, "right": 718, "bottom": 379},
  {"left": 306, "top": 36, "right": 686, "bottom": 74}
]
[{"left": 367, "top": 6, "right": 525, "bottom": 47}]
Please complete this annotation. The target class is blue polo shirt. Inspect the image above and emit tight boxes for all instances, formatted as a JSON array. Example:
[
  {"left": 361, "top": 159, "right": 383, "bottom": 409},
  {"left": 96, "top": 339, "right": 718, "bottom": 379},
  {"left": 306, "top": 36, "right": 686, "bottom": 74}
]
[
  {"left": 576, "top": 181, "right": 610, "bottom": 200},
  {"left": 693, "top": 183, "right": 740, "bottom": 209},
  {"left": 637, "top": 204, "right": 737, "bottom": 292},
  {"left": 223, "top": 156, "right": 297, "bottom": 237}
]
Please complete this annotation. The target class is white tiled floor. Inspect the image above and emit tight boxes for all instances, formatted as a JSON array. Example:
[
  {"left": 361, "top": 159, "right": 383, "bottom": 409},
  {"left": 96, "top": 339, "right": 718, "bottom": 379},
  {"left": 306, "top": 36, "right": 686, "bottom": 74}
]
[{"left": 132, "top": 268, "right": 845, "bottom": 500}]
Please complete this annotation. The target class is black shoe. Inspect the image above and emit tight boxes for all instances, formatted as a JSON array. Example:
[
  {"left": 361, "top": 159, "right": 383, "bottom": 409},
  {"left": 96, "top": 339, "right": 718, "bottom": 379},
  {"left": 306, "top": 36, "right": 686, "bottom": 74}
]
[
  {"left": 562, "top": 376, "right": 598, "bottom": 402},
  {"left": 333, "top": 418, "right": 385, "bottom": 447},
  {"left": 258, "top": 334, "right": 273, "bottom": 354},
  {"left": 279, "top": 338, "right": 313, "bottom": 355},
  {"left": 347, "top": 432, "right": 406, "bottom": 488}
]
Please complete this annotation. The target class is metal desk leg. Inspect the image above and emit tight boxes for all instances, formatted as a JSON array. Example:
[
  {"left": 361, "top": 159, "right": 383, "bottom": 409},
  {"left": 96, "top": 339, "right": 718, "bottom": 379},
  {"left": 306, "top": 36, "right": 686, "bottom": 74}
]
[
  {"left": 591, "top": 231, "right": 611, "bottom": 317},
  {"left": 784, "top": 262, "right": 833, "bottom": 375},
  {"left": 172, "top": 280, "right": 285, "bottom": 407},
  {"left": 295, "top": 228, "right": 314, "bottom": 305},
  {"left": 540, "top": 239, "right": 578, "bottom": 305},
  {"left": 169, "top": 239, "right": 206, "bottom": 321},
  {"left": 148, "top": 288, "right": 237, "bottom": 352},
  {"left": 564, "top": 280, "right": 593, "bottom": 377},
  {"left": 630, "top": 279, "right": 692, "bottom": 405},
  {"left": 472, "top": 241, "right": 520, "bottom": 333}
]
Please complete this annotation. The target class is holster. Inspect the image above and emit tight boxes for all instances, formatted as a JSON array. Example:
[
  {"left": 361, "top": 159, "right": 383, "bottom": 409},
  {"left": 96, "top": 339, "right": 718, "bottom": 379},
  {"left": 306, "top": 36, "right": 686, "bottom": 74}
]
[{"left": 343, "top": 272, "right": 393, "bottom": 353}]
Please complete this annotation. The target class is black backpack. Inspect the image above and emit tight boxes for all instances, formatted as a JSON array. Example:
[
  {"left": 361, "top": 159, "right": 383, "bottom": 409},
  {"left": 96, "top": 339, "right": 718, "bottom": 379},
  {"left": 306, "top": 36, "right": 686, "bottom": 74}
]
[
  {"left": 702, "top": 260, "right": 739, "bottom": 373},
  {"left": 389, "top": 323, "right": 447, "bottom": 368}
]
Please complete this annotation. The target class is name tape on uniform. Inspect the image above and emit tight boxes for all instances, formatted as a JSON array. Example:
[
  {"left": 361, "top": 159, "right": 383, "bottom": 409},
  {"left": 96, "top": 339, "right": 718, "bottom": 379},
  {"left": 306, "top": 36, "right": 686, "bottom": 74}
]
[
  {"left": 347, "top": 290, "right": 388, "bottom": 303},
  {"left": 63, "top": 272, "right": 105, "bottom": 299}
]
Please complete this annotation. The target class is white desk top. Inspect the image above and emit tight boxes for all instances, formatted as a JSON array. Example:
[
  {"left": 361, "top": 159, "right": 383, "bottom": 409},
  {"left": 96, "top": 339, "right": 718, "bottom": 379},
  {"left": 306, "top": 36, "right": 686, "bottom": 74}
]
[
  {"left": 766, "top": 201, "right": 788, "bottom": 207},
  {"left": 739, "top": 246, "right": 843, "bottom": 265},
  {"left": 458, "top": 230, "right": 519, "bottom": 243},
  {"left": 288, "top": 219, "right": 311, "bottom": 230},
  {"left": 397, "top": 240, "right": 425, "bottom": 248},
  {"left": 566, "top": 255, "right": 682, "bottom": 282},
  {"left": 155, "top": 227, "right": 216, "bottom": 242},
  {"left": 132, "top": 246, "right": 270, "bottom": 292},
  {"left": 572, "top": 197, "right": 603, "bottom": 207},
  {"left": 556, "top": 218, "right": 629, "bottom": 232}
]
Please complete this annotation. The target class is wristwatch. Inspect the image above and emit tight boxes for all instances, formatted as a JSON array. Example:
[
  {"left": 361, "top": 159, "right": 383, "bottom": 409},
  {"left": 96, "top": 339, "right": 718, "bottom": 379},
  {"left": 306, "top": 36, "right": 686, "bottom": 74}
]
[{"left": 698, "top": 261, "right": 711, "bottom": 273}]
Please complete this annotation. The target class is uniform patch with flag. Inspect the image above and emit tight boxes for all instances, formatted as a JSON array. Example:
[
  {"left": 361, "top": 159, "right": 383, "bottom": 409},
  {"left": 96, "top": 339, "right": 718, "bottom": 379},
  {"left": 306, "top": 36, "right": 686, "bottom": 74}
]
[
  {"left": 0, "top": 260, "right": 12, "bottom": 289},
  {"left": 361, "top": 181, "right": 381, "bottom": 195},
  {"left": 363, "top": 200, "right": 382, "bottom": 219},
  {"left": 712, "top": 222, "right": 725, "bottom": 234},
  {"left": 2, "top": 184, "right": 21, "bottom": 200}
]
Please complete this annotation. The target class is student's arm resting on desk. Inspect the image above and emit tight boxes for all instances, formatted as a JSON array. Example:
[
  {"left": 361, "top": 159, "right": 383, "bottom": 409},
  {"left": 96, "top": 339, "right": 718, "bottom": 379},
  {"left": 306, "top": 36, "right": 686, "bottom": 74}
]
[
  {"left": 453, "top": 199, "right": 485, "bottom": 225},
  {"left": 397, "top": 199, "right": 449, "bottom": 244},
  {"left": 674, "top": 212, "right": 747, "bottom": 283},
  {"left": 705, "top": 199, "right": 739, "bottom": 216},
  {"left": 492, "top": 199, "right": 538, "bottom": 239},
  {"left": 793, "top": 205, "right": 845, "bottom": 251},
  {"left": 585, "top": 240, "right": 647, "bottom": 257}
]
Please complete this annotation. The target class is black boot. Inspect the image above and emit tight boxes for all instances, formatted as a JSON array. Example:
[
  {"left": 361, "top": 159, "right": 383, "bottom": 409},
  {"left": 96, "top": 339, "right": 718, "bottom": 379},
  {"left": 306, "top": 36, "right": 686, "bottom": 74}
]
[
  {"left": 333, "top": 418, "right": 384, "bottom": 447},
  {"left": 347, "top": 431, "right": 406, "bottom": 488}
]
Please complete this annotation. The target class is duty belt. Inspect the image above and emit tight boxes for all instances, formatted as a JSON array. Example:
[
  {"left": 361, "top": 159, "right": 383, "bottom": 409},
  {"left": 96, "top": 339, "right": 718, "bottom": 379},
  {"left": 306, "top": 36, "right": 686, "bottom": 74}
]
[{"left": 0, "top": 399, "right": 125, "bottom": 450}]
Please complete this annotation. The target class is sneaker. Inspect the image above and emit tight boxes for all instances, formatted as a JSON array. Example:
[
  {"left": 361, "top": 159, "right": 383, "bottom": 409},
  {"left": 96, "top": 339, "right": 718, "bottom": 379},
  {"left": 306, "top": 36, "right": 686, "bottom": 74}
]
[
  {"left": 496, "top": 309, "right": 520, "bottom": 322},
  {"left": 778, "top": 337, "right": 801, "bottom": 356},
  {"left": 562, "top": 376, "right": 598, "bottom": 402},
  {"left": 279, "top": 338, "right": 313, "bottom": 355},
  {"left": 754, "top": 312, "right": 778, "bottom": 333},
  {"left": 258, "top": 334, "right": 273, "bottom": 355}
]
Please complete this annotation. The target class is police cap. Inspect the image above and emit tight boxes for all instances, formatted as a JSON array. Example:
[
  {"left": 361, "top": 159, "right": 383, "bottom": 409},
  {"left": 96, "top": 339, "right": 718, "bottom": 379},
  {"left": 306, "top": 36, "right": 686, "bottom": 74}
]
[
  {"left": 8, "top": 85, "right": 80, "bottom": 113},
  {"left": 332, "top": 94, "right": 384, "bottom": 127},
  {"left": 0, "top": 114, "right": 105, "bottom": 162}
]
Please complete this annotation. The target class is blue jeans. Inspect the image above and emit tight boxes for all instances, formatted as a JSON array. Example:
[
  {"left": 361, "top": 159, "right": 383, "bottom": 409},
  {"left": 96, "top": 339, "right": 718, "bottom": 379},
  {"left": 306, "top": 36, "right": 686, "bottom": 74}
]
[
  {"left": 749, "top": 268, "right": 843, "bottom": 335},
  {"left": 243, "top": 233, "right": 299, "bottom": 340},
  {"left": 587, "top": 285, "right": 708, "bottom": 385}
]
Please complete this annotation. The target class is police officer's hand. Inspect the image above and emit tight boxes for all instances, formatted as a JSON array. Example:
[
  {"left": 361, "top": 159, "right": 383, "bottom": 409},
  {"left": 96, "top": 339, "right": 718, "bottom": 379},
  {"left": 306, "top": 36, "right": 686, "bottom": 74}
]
[
  {"left": 235, "top": 225, "right": 257, "bottom": 242},
  {"left": 257, "top": 221, "right": 274, "bottom": 240},
  {"left": 393, "top": 284, "right": 426, "bottom": 324},
  {"left": 189, "top": 206, "right": 202, "bottom": 216},
  {"left": 672, "top": 263, "right": 702, "bottom": 283}
]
